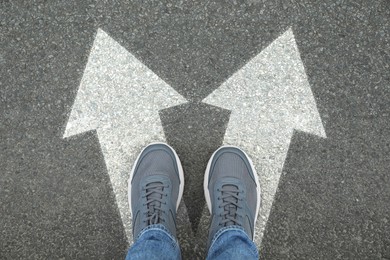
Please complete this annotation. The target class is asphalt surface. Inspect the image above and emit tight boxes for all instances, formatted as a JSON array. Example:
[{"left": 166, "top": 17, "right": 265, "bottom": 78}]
[{"left": 1, "top": 0, "right": 389, "bottom": 259}]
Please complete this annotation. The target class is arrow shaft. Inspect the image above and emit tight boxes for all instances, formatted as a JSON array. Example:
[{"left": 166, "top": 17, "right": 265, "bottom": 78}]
[
  {"left": 97, "top": 124, "right": 167, "bottom": 242},
  {"left": 223, "top": 121, "right": 294, "bottom": 245}
]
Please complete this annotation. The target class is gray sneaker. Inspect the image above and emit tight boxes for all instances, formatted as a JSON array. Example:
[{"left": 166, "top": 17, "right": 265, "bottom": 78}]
[
  {"left": 128, "top": 143, "right": 184, "bottom": 239},
  {"left": 204, "top": 146, "right": 261, "bottom": 246}
]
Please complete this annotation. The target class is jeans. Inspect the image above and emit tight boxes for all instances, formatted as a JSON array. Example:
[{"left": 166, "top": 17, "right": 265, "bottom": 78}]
[{"left": 125, "top": 224, "right": 259, "bottom": 260}]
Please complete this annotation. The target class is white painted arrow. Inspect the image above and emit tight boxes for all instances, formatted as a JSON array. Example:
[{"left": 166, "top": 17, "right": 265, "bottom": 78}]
[
  {"left": 64, "top": 28, "right": 187, "bottom": 242},
  {"left": 203, "top": 28, "right": 326, "bottom": 245}
]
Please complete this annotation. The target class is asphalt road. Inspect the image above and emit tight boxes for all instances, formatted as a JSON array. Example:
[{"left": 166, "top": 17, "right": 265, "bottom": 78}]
[{"left": 1, "top": 0, "right": 389, "bottom": 259}]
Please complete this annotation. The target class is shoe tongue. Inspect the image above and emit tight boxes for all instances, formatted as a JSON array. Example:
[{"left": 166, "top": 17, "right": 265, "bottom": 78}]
[
  {"left": 146, "top": 182, "right": 164, "bottom": 223},
  {"left": 222, "top": 184, "right": 239, "bottom": 226}
]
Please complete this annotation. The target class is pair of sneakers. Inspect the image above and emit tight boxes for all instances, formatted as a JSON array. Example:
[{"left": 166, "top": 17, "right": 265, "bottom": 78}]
[{"left": 128, "top": 143, "right": 261, "bottom": 247}]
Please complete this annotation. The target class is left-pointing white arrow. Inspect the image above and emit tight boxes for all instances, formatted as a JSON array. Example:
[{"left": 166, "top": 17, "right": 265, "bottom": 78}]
[{"left": 64, "top": 28, "right": 187, "bottom": 242}]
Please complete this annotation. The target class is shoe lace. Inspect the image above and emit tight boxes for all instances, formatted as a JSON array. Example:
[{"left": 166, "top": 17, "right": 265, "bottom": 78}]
[
  {"left": 142, "top": 182, "right": 168, "bottom": 225},
  {"left": 218, "top": 185, "right": 243, "bottom": 227}
]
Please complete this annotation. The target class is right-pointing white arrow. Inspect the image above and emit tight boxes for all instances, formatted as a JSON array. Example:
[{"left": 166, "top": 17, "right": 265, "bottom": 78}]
[{"left": 203, "top": 28, "right": 326, "bottom": 245}]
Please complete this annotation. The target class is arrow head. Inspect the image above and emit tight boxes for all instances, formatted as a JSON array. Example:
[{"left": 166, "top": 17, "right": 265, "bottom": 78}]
[
  {"left": 204, "top": 28, "right": 326, "bottom": 139},
  {"left": 64, "top": 28, "right": 186, "bottom": 138}
]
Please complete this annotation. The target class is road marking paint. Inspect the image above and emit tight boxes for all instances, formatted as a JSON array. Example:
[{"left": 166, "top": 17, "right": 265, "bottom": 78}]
[
  {"left": 64, "top": 28, "right": 187, "bottom": 242},
  {"left": 204, "top": 28, "right": 326, "bottom": 245}
]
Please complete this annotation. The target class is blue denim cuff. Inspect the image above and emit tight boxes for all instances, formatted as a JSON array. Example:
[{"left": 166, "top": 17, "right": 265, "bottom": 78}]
[
  {"left": 136, "top": 224, "right": 180, "bottom": 253},
  {"left": 128, "top": 224, "right": 182, "bottom": 260},
  {"left": 209, "top": 225, "right": 247, "bottom": 248},
  {"left": 207, "top": 225, "right": 259, "bottom": 260}
]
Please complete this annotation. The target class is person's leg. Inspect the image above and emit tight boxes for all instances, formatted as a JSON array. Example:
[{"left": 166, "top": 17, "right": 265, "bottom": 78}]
[
  {"left": 206, "top": 227, "right": 259, "bottom": 259},
  {"left": 125, "top": 143, "right": 184, "bottom": 260},
  {"left": 125, "top": 225, "right": 181, "bottom": 260},
  {"left": 204, "top": 146, "right": 261, "bottom": 260}
]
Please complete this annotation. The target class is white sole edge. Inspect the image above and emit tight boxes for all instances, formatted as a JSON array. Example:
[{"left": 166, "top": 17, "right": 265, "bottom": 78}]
[
  {"left": 203, "top": 145, "right": 261, "bottom": 238},
  {"left": 128, "top": 142, "right": 185, "bottom": 217}
]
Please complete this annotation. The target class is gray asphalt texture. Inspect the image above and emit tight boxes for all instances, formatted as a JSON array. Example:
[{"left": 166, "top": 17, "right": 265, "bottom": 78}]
[{"left": 1, "top": 0, "right": 389, "bottom": 259}]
